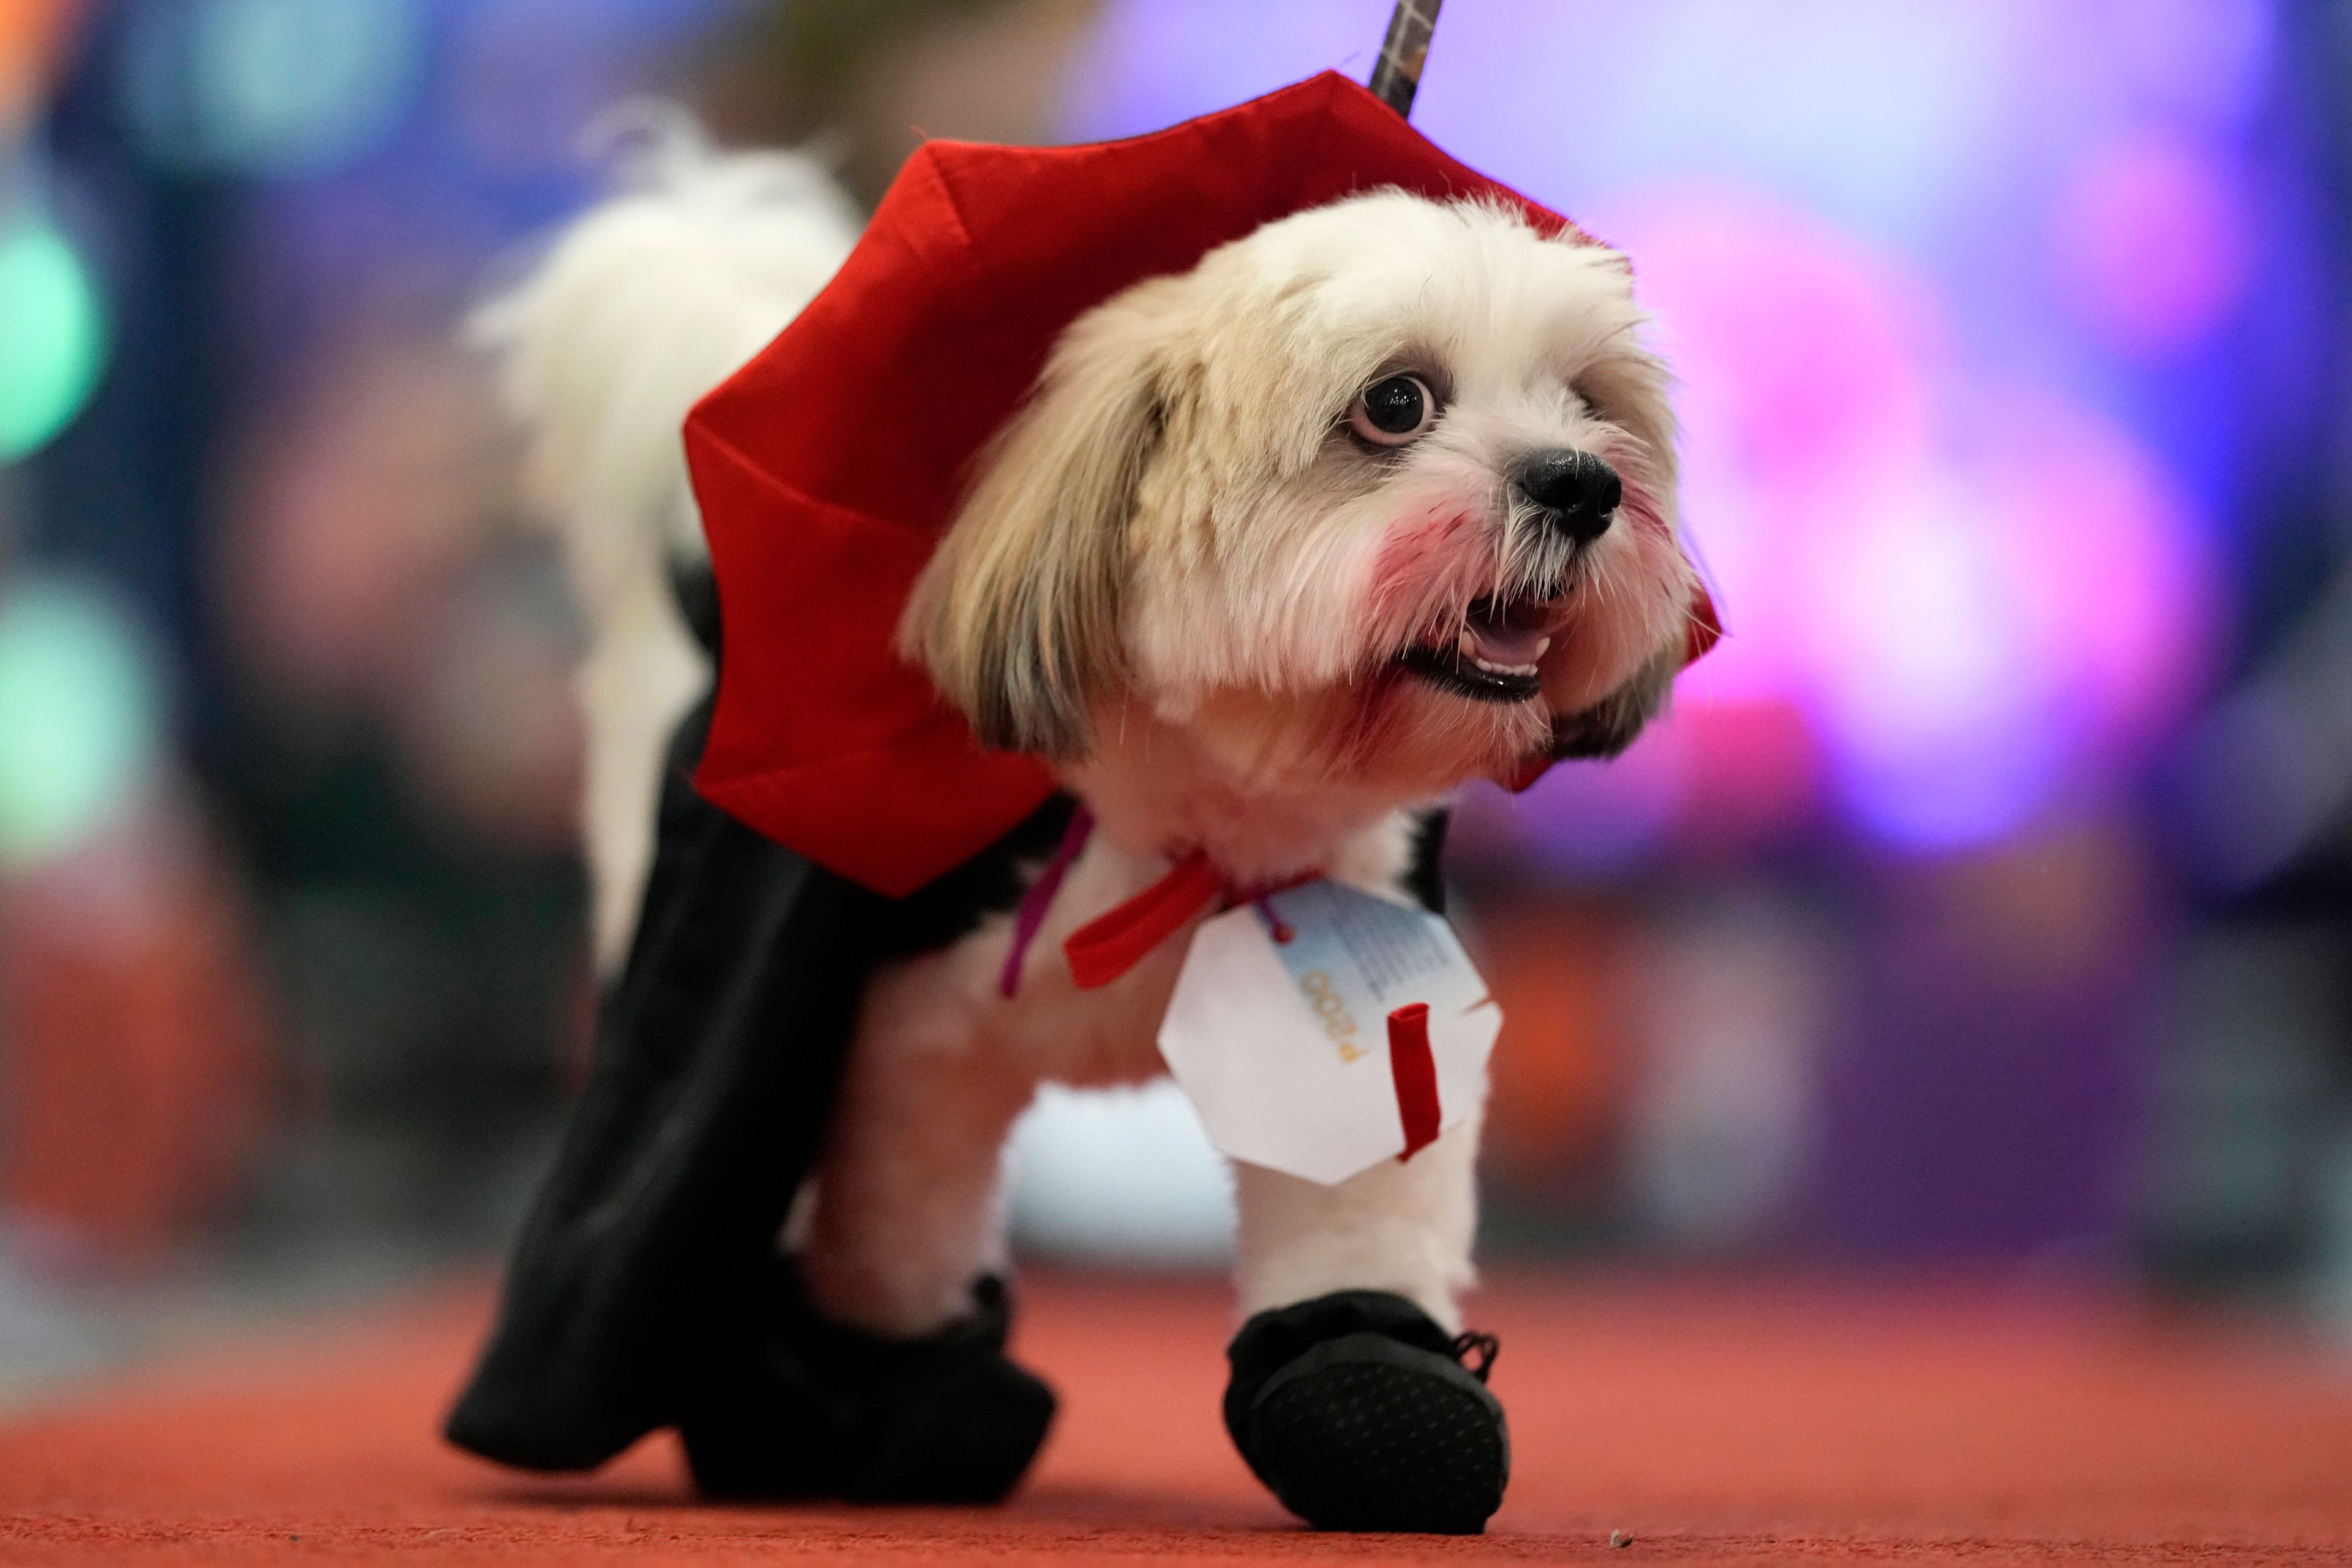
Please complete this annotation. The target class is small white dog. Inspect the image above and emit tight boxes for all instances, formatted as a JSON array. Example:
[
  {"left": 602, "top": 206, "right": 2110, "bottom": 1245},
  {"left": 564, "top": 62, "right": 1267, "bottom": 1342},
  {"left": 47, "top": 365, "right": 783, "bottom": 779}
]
[{"left": 468, "top": 116, "right": 1700, "bottom": 1533}]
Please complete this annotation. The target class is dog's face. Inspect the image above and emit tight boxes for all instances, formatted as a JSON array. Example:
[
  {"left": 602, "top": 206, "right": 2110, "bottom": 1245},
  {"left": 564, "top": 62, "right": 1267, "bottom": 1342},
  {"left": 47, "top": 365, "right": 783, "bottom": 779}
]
[{"left": 907, "top": 192, "right": 1698, "bottom": 808}]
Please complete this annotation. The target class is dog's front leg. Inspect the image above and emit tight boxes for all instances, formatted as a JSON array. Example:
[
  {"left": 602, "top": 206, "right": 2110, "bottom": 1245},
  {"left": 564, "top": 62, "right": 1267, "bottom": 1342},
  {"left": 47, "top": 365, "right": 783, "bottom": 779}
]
[
  {"left": 1222, "top": 1110, "right": 1508, "bottom": 1534},
  {"left": 1232, "top": 1110, "right": 1482, "bottom": 1332}
]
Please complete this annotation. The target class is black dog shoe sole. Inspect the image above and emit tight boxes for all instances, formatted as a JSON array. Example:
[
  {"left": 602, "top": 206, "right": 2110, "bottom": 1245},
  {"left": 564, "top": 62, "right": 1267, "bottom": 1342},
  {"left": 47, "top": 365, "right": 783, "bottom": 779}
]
[{"left": 1226, "top": 1291, "right": 1508, "bottom": 1534}]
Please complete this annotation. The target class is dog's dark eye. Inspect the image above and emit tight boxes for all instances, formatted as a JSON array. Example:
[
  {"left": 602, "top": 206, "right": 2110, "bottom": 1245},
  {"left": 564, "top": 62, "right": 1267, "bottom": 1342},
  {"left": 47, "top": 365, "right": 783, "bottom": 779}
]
[{"left": 1349, "top": 374, "right": 1436, "bottom": 447}]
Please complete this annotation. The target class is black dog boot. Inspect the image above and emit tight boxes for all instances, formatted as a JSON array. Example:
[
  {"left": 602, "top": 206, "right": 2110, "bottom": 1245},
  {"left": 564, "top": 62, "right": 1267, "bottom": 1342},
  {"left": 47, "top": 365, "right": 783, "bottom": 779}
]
[
  {"left": 1224, "top": 1289, "right": 1507, "bottom": 1534},
  {"left": 679, "top": 1261, "right": 1056, "bottom": 1504}
]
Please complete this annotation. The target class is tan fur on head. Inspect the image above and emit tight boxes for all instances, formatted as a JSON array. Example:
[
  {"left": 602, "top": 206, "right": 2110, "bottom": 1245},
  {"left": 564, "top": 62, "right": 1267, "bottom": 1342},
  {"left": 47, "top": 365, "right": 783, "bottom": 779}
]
[
  {"left": 900, "top": 279, "right": 1198, "bottom": 756},
  {"left": 904, "top": 190, "right": 1697, "bottom": 854}
]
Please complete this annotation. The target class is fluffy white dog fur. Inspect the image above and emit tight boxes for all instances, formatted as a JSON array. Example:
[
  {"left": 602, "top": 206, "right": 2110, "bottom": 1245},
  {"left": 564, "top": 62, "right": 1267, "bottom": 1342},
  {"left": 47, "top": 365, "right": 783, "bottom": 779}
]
[
  {"left": 488, "top": 132, "right": 1697, "bottom": 1342},
  {"left": 476, "top": 121, "right": 860, "bottom": 972}
]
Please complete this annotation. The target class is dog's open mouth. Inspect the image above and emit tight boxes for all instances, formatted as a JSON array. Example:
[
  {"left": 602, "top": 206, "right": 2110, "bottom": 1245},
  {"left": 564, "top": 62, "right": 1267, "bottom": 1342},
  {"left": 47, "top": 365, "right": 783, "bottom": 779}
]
[{"left": 1396, "top": 592, "right": 1555, "bottom": 703}]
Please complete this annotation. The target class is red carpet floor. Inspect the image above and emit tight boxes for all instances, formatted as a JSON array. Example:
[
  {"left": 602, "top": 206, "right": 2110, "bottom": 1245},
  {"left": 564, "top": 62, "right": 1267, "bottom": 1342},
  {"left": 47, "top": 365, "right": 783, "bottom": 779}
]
[{"left": 3, "top": 1272, "right": 2351, "bottom": 1564}]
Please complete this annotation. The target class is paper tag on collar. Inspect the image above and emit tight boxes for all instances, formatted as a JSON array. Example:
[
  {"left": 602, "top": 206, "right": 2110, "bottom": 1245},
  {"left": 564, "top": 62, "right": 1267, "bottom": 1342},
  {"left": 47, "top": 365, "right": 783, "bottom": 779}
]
[{"left": 1156, "top": 880, "right": 1502, "bottom": 1186}]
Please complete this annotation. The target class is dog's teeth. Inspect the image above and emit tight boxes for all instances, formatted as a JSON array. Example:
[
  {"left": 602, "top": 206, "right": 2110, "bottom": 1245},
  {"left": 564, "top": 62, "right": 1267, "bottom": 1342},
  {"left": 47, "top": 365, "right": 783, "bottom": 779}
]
[
  {"left": 1468, "top": 655, "right": 1540, "bottom": 677},
  {"left": 1529, "top": 635, "right": 1551, "bottom": 662}
]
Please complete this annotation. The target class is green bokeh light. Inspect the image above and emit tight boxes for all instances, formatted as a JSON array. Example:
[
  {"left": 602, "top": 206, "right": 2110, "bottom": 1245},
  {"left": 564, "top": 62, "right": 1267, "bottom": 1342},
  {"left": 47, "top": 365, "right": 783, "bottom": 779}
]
[
  {"left": 120, "top": 0, "right": 426, "bottom": 176},
  {"left": 0, "top": 223, "right": 107, "bottom": 463},
  {"left": 0, "top": 579, "right": 163, "bottom": 871}
]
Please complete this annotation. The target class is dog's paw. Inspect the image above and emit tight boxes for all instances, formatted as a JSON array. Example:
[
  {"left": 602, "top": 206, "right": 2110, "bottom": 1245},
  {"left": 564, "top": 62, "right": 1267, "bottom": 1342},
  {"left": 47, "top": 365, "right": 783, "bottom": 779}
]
[
  {"left": 1223, "top": 1289, "right": 1508, "bottom": 1534},
  {"left": 679, "top": 1267, "right": 1056, "bottom": 1504}
]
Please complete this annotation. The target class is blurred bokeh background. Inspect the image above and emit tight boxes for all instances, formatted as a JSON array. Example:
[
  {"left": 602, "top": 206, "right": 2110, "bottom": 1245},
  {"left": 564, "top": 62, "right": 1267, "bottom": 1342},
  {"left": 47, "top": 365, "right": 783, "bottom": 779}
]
[{"left": 3, "top": 0, "right": 2350, "bottom": 1392}]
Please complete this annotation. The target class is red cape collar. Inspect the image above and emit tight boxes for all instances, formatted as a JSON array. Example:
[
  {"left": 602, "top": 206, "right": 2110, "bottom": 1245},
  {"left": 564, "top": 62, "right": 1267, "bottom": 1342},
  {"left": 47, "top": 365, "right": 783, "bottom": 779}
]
[{"left": 687, "top": 70, "right": 1717, "bottom": 897}]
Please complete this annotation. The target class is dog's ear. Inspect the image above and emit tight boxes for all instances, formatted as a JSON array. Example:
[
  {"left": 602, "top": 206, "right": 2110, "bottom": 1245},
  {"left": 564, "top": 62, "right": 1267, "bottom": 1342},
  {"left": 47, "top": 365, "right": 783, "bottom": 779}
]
[
  {"left": 1546, "top": 642, "right": 1680, "bottom": 761},
  {"left": 901, "top": 293, "right": 1176, "bottom": 757}
]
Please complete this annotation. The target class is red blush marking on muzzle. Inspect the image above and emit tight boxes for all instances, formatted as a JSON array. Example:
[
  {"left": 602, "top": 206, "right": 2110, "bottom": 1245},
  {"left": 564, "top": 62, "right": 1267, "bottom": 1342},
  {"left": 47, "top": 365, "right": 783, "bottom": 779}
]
[{"left": 1369, "top": 510, "right": 1487, "bottom": 635}]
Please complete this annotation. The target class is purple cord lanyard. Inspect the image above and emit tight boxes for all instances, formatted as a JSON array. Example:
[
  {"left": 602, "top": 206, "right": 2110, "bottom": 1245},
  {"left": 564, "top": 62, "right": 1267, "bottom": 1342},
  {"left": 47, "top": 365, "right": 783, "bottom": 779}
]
[
  {"left": 997, "top": 805, "right": 1318, "bottom": 1000},
  {"left": 998, "top": 804, "right": 1096, "bottom": 998}
]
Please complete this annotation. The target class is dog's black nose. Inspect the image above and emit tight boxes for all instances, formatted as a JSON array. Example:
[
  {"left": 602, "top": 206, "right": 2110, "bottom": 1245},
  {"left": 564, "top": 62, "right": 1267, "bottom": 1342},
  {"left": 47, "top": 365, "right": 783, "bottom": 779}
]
[{"left": 1517, "top": 450, "right": 1621, "bottom": 543}]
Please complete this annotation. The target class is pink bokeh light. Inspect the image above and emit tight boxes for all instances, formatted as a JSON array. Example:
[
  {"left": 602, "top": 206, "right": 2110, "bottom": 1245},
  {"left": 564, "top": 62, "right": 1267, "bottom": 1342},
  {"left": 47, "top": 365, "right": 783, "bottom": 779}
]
[
  {"left": 1595, "top": 189, "right": 2218, "bottom": 851},
  {"left": 2054, "top": 129, "right": 2252, "bottom": 358}
]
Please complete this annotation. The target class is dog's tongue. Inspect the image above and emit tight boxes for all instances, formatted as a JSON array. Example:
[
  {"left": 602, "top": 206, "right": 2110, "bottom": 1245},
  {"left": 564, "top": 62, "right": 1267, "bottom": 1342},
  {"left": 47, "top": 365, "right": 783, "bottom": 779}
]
[{"left": 1463, "top": 597, "right": 1551, "bottom": 668}]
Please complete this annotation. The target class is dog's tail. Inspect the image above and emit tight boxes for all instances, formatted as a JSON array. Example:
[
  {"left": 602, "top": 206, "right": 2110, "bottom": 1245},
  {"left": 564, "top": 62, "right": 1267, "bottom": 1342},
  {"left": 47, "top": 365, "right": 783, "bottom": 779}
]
[{"left": 476, "top": 111, "right": 861, "bottom": 971}]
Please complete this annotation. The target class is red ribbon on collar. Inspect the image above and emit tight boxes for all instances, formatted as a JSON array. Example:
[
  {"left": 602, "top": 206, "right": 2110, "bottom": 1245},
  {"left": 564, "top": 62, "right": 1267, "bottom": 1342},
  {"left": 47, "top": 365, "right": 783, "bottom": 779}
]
[
  {"left": 1064, "top": 852, "right": 1224, "bottom": 990},
  {"left": 1066, "top": 856, "right": 1325, "bottom": 990},
  {"left": 997, "top": 809, "right": 1321, "bottom": 996}
]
